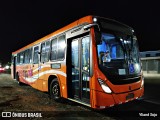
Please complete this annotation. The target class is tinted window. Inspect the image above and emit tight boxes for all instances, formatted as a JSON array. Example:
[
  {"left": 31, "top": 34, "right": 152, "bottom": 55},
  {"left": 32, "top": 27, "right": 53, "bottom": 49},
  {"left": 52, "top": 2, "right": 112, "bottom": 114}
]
[
  {"left": 72, "top": 40, "right": 79, "bottom": 67},
  {"left": 41, "top": 41, "right": 50, "bottom": 62},
  {"left": 24, "top": 49, "right": 29, "bottom": 63},
  {"left": 51, "top": 35, "right": 65, "bottom": 61},
  {"left": 17, "top": 53, "right": 20, "bottom": 64},
  {"left": 82, "top": 36, "right": 90, "bottom": 72},
  {"left": 41, "top": 43, "right": 45, "bottom": 62},
  {"left": 33, "top": 46, "right": 39, "bottom": 64},
  {"left": 51, "top": 38, "right": 57, "bottom": 60},
  {"left": 45, "top": 41, "right": 50, "bottom": 62},
  {"left": 20, "top": 52, "right": 24, "bottom": 64},
  {"left": 57, "top": 35, "right": 65, "bottom": 60},
  {"left": 16, "top": 48, "right": 32, "bottom": 64},
  {"left": 29, "top": 48, "right": 32, "bottom": 63}
]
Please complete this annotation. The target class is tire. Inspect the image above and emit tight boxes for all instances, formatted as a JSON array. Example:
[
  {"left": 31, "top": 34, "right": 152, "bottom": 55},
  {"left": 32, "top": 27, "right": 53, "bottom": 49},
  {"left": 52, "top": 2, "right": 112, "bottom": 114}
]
[{"left": 50, "top": 78, "right": 61, "bottom": 101}]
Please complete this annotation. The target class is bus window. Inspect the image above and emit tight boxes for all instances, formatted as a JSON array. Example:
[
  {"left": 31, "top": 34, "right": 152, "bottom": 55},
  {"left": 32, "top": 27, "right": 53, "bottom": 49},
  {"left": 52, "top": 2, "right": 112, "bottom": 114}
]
[
  {"left": 24, "top": 49, "right": 29, "bottom": 63},
  {"left": 33, "top": 46, "right": 39, "bottom": 64},
  {"left": 57, "top": 35, "right": 65, "bottom": 60},
  {"left": 20, "top": 52, "right": 24, "bottom": 64},
  {"left": 45, "top": 41, "right": 50, "bottom": 62},
  {"left": 82, "top": 36, "right": 90, "bottom": 72},
  {"left": 41, "top": 41, "right": 50, "bottom": 63},
  {"left": 51, "top": 38, "right": 57, "bottom": 60},
  {"left": 72, "top": 40, "right": 79, "bottom": 67},
  {"left": 41, "top": 43, "right": 45, "bottom": 62},
  {"left": 29, "top": 48, "right": 32, "bottom": 63},
  {"left": 17, "top": 53, "right": 20, "bottom": 64},
  {"left": 50, "top": 35, "right": 65, "bottom": 61}
]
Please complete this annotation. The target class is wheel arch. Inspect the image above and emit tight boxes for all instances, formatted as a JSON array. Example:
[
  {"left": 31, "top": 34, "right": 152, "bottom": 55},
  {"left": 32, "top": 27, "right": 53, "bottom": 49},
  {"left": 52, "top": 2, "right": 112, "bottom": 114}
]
[{"left": 48, "top": 75, "right": 62, "bottom": 97}]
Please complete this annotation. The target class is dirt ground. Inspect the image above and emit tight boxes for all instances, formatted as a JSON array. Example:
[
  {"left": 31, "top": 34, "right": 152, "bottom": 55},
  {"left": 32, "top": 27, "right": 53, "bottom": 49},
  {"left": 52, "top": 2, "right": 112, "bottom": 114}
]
[{"left": 0, "top": 74, "right": 115, "bottom": 120}]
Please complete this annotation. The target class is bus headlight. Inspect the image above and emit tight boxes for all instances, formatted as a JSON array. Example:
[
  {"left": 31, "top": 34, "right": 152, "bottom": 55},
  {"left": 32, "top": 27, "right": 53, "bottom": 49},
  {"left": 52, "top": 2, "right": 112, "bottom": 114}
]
[
  {"left": 141, "top": 76, "right": 144, "bottom": 88},
  {"left": 98, "top": 79, "right": 112, "bottom": 93}
]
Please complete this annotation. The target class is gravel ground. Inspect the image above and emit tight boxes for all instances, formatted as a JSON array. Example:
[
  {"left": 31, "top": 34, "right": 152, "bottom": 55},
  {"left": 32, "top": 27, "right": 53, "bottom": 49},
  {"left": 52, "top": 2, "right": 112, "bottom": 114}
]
[{"left": 0, "top": 74, "right": 116, "bottom": 120}]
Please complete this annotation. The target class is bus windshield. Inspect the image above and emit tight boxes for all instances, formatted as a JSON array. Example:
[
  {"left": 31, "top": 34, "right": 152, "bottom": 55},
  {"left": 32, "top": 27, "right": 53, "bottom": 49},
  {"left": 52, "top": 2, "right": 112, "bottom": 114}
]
[{"left": 97, "top": 32, "right": 141, "bottom": 76}]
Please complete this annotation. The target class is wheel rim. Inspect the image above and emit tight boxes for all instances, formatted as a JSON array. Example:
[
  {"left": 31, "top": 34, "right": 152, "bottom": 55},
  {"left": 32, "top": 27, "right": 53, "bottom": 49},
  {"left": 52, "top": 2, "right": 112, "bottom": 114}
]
[{"left": 52, "top": 83, "right": 59, "bottom": 96}]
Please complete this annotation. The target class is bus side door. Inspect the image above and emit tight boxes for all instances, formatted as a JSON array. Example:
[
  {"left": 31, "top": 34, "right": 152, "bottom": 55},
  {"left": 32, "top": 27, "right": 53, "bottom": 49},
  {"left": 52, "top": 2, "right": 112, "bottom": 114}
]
[{"left": 71, "top": 35, "right": 90, "bottom": 103}]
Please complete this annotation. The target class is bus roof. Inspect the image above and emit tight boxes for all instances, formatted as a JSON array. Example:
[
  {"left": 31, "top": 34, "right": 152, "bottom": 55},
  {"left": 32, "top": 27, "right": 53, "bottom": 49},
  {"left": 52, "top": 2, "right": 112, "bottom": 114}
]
[
  {"left": 12, "top": 15, "right": 132, "bottom": 54},
  {"left": 12, "top": 15, "right": 93, "bottom": 54}
]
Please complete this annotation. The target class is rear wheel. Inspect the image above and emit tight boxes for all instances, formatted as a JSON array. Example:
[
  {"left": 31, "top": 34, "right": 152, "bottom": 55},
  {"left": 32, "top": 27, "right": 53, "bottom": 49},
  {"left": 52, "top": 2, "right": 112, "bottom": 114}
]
[{"left": 50, "top": 78, "right": 61, "bottom": 101}]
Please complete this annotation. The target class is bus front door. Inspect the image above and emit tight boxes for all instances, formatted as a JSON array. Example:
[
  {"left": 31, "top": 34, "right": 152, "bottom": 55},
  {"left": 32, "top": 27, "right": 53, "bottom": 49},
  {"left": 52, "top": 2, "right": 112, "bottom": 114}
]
[{"left": 71, "top": 35, "right": 90, "bottom": 103}]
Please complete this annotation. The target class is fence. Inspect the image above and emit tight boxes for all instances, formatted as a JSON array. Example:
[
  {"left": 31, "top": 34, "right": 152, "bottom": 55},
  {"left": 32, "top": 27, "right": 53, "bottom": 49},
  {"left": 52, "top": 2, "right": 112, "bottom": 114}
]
[{"left": 141, "top": 57, "right": 160, "bottom": 75}]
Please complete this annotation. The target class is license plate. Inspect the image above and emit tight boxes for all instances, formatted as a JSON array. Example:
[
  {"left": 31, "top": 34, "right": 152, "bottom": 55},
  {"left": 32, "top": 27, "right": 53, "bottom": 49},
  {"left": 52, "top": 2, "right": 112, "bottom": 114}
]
[{"left": 126, "top": 93, "right": 134, "bottom": 100}]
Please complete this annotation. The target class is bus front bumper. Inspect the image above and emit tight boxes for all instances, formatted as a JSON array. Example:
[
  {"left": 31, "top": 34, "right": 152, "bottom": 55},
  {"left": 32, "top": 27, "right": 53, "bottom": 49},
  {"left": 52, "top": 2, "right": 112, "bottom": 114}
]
[{"left": 92, "top": 86, "right": 144, "bottom": 109}]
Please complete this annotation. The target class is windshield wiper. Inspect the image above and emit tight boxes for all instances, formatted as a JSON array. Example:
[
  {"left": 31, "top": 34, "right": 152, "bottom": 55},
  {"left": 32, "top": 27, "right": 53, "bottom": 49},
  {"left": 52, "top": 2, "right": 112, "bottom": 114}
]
[
  {"left": 116, "top": 37, "right": 128, "bottom": 63},
  {"left": 117, "top": 36, "right": 134, "bottom": 63},
  {"left": 125, "top": 37, "right": 133, "bottom": 62}
]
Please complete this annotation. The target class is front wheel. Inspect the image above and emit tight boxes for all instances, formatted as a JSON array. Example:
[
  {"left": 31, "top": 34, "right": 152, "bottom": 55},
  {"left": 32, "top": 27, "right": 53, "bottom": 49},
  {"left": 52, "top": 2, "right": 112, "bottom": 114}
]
[{"left": 50, "top": 78, "right": 61, "bottom": 101}]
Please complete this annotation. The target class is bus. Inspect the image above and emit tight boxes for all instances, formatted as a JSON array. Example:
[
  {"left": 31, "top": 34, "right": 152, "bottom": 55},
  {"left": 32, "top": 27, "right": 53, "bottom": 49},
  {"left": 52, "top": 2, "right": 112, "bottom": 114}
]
[{"left": 11, "top": 15, "right": 144, "bottom": 109}]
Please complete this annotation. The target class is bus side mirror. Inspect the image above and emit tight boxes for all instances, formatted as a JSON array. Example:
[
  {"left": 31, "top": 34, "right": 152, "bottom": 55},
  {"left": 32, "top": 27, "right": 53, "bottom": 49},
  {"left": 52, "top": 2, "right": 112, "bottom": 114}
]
[
  {"left": 83, "top": 23, "right": 100, "bottom": 31},
  {"left": 95, "top": 31, "right": 102, "bottom": 44}
]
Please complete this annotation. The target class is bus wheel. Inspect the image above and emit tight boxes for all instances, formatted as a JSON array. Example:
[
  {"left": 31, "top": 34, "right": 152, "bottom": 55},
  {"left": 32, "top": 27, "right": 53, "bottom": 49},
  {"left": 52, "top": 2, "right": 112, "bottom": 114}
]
[
  {"left": 50, "top": 78, "right": 61, "bottom": 101},
  {"left": 16, "top": 73, "right": 22, "bottom": 85}
]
